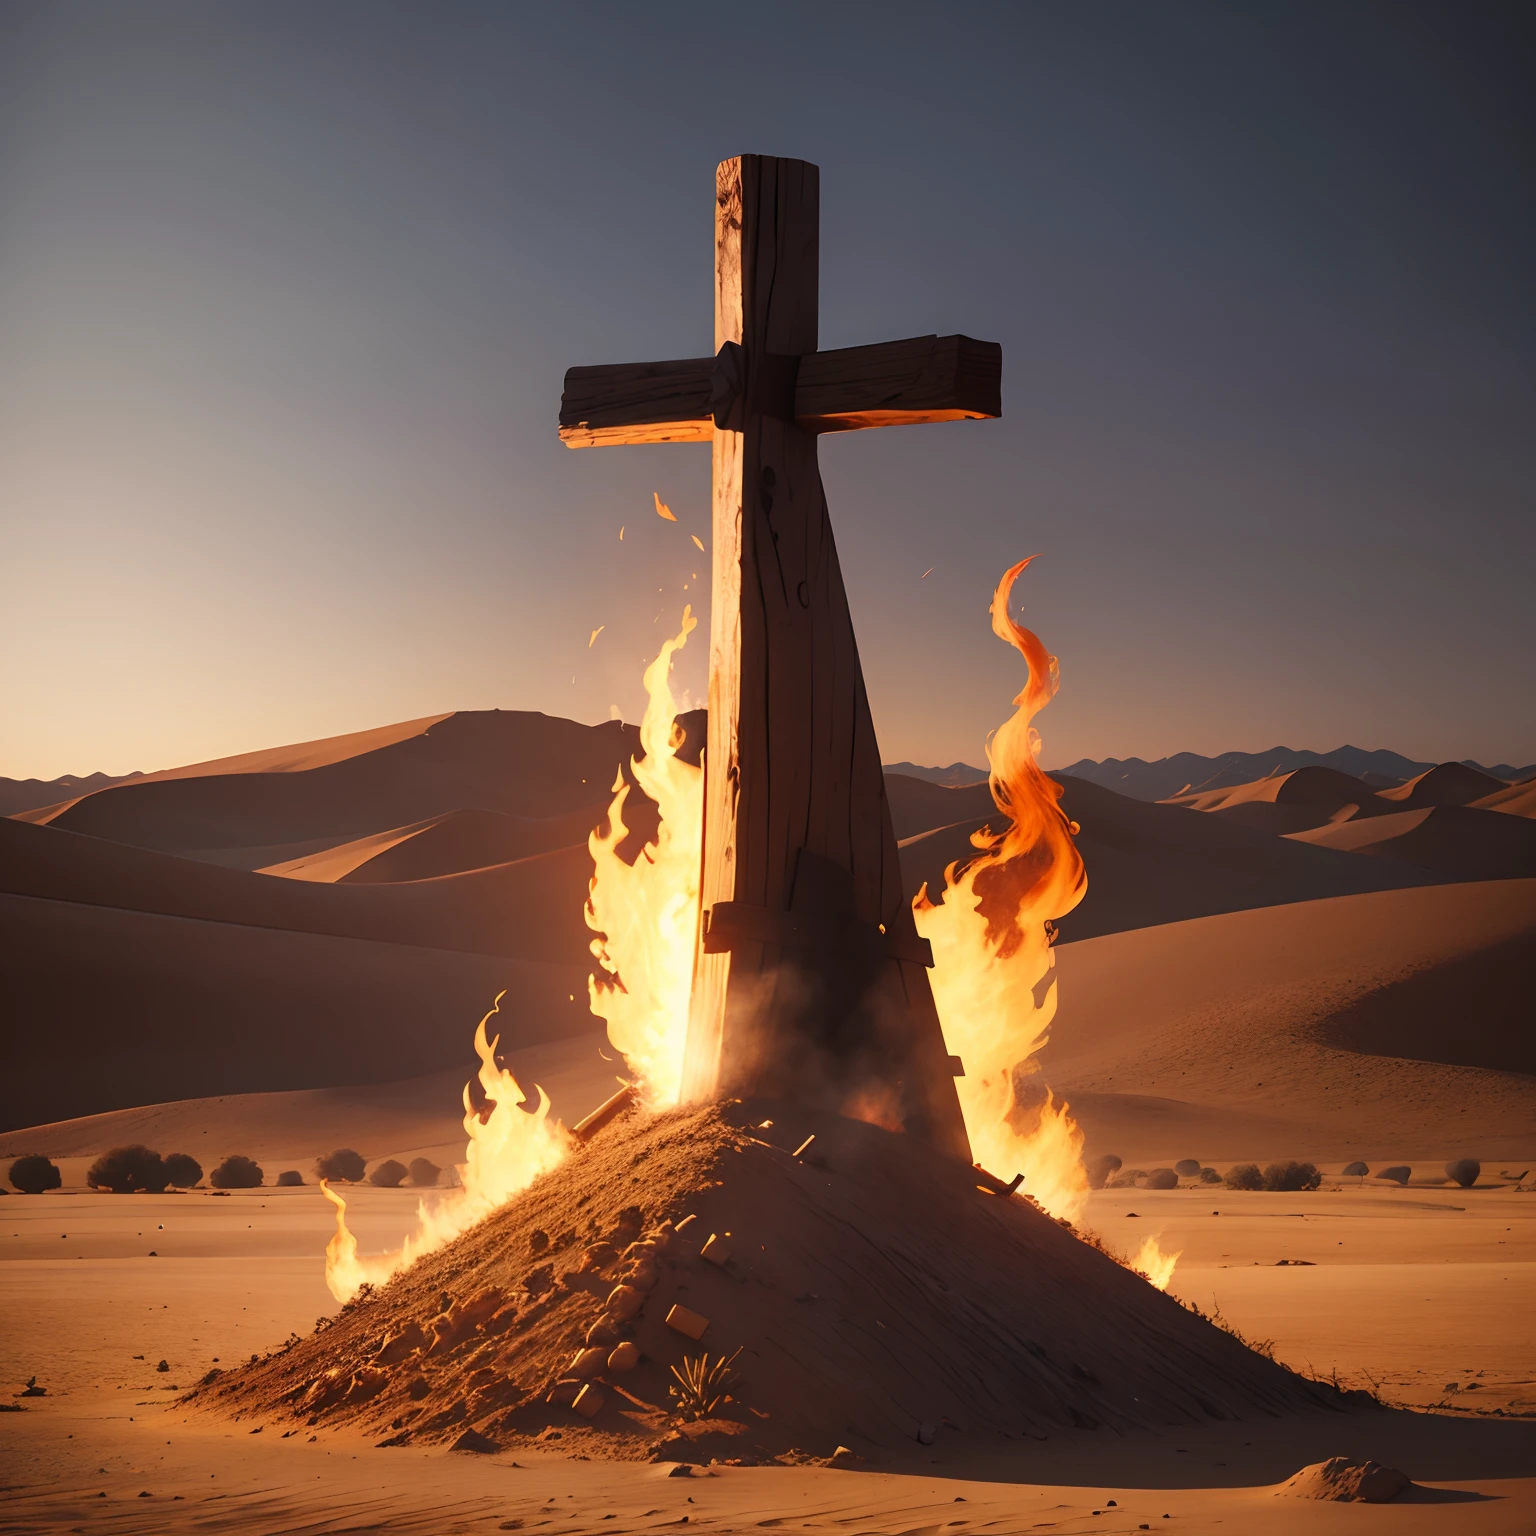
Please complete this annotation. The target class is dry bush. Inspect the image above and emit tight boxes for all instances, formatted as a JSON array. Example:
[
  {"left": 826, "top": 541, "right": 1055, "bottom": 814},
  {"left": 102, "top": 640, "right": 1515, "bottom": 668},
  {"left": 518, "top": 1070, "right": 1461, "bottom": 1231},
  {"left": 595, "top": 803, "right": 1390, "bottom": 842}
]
[
  {"left": 1086, "top": 1154, "right": 1121, "bottom": 1190},
  {"left": 8, "top": 1154, "right": 61, "bottom": 1194},
  {"left": 1223, "top": 1162, "right": 1263, "bottom": 1191},
  {"left": 1199, "top": 1167, "right": 1221, "bottom": 1184},
  {"left": 1144, "top": 1168, "right": 1178, "bottom": 1190},
  {"left": 1261, "top": 1161, "right": 1321, "bottom": 1192},
  {"left": 315, "top": 1149, "right": 365, "bottom": 1182},
  {"left": 210, "top": 1155, "right": 263, "bottom": 1189},
  {"left": 369, "top": 1159, "right": 407, "bottom": 1188},
  {"left": 163, "top": 1153, "right": 202, "bottom": 1188},
  {"left": 407, "top": 1157, "right": 441, "bottom": 1187},
  {"left": 1445, "top": 1159, "right": 1480, "bottom": 1188},
  {"left": 276, "top": 1170, "right": 304, "bottom": 1187},
  {"left": 87, "top": 1145, "right": 169, "bottom": 1193}
]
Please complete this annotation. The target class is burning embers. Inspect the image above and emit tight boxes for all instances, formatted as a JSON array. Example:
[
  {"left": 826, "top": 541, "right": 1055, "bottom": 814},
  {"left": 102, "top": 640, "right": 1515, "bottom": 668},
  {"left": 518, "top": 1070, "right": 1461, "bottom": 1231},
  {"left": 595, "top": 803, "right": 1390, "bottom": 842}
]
[{"left": 915, "top": 558, "right": 1092, "bottom": 1221}]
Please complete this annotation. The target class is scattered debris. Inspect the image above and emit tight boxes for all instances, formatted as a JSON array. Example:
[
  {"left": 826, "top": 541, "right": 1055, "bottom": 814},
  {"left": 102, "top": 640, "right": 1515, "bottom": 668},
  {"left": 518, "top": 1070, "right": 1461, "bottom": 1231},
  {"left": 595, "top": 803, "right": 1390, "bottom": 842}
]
[
  {"left": 450, "top": 1427, "right": 501, "bottom": 1454},
  {"left": 665, "top": 1304, "right": 709, "bottom": 1341}
]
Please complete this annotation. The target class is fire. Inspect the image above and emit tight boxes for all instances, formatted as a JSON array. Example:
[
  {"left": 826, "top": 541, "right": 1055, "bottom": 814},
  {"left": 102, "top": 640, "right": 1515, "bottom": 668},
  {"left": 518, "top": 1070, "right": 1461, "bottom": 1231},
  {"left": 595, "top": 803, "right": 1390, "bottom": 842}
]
[
  {"left": 914, "top": 558, "right": 1090, "bottom": 1220},
  {"left": 1131, "top": 1233, "right": 1182, "bottom": 1291},
  {"left": 322, "top": 995, "right": 572, "bottom": 1302},
  {"left": 585, "top": 608, "right": 703, "bottom": 1108}
]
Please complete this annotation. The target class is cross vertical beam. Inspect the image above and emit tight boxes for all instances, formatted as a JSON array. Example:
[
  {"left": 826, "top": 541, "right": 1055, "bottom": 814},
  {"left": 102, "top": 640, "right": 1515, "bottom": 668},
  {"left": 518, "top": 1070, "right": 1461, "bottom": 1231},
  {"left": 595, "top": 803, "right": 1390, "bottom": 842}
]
[{"left": 681, "top": 157, "right": 971, "bottom": 1158}]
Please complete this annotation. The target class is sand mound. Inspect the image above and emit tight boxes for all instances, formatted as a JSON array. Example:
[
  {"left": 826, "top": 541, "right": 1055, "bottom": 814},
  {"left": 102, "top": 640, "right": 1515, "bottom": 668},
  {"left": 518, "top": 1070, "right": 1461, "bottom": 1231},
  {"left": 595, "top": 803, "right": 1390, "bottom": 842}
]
[
  {"left": 1278, "top": 1455, "right": 1409, "bottom": 1502},
  {"left": 197, "top": 1104, "right": 1331, "bottom": 1461},
  {"left": 1472, "top": 777, "right": 1536, "bottom": 819},
  {"left": 1166, "top": 765, "right": 1384, "bottom": 817}
]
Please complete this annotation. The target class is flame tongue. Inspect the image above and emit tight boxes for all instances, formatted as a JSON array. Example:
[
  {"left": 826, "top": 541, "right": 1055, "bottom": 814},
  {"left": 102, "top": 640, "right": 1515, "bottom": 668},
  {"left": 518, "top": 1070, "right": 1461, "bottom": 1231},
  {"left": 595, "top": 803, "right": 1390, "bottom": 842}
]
[
  {"left": 585, "top": 607, "right": 703, "bottom": 1108},
  {"left": 915, "top": 557, "right": 1090, "bottom": 1221},
  {"left": 321, "top": 994, "right": 571, "bottom": 1303}
]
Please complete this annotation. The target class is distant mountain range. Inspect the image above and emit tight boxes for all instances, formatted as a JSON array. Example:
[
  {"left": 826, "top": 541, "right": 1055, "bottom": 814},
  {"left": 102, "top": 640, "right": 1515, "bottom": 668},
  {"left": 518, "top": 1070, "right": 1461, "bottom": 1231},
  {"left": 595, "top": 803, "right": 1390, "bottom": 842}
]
[{"left": 887, "top": 747, "right": 1535, "bottom": 803}]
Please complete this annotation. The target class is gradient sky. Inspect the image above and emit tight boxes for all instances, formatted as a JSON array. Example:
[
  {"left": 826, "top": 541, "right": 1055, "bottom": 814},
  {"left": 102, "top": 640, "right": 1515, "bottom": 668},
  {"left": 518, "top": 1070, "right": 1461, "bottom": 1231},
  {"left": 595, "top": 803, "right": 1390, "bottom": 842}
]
[{"left": 2, "top": 2, "right": 1532, "bottom": 782}]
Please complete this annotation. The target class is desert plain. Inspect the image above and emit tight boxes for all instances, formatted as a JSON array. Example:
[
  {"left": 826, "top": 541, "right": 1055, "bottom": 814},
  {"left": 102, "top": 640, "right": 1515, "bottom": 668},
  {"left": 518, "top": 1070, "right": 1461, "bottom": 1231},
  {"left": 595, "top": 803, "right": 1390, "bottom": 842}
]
[{"left": 3, "top": 714, "right": 1534, "bottom": 1533}]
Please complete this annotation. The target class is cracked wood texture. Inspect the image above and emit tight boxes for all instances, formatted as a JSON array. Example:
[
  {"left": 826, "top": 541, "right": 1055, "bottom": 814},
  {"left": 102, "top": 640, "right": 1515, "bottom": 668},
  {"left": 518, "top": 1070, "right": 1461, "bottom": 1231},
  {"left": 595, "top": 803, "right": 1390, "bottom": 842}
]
[{"left": 681, "top": 156, "right": 970, "bottom": 1160}]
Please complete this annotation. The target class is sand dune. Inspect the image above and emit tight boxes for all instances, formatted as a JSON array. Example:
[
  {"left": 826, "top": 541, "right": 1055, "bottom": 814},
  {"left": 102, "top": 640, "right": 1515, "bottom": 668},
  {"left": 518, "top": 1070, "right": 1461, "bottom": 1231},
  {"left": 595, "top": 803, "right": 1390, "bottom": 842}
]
[
  {"left": 260, "top": 804, "right": 606, "bottom": 883},
  {"left": 1044, "top": 879, "right": 1536, "bottom": 1165},
  {"left": 891, "top": 772, "right": 1441, "bottom": 942},
  {"left": 1288, "top": 804, "right": 1536, "bottom": 880},
  {"left": 0, "top": 816, "right": 594, "bottom": 962},
  {"left": 17, "top": 710, "right": 636, "bottom": 855},
  {"left": 0, "top": 889, "right": 593, "bottom": 1132},
  {"left": 1377, "top": 761, "right": 1510, "bottom": 807},
  {"left": 1473, "top": 777, "right": 1536, "bottom": 818}
]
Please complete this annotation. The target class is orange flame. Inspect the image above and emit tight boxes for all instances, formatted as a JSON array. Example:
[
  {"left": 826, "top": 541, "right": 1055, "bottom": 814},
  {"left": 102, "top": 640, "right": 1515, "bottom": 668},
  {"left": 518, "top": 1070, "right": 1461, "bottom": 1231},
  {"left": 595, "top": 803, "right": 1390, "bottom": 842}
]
[
  {"left": 914, "top": 557, "right": 1090, "bottom": 1220},
  {"left": 1131, "top": 1233, "right": 1182, "bottom": 1291},
  {"left": 321, "top": 994, "right": 572, "bottom": 1302},
  {"left": 585, "top": 609, "right": 703, "bottom": 1108}
]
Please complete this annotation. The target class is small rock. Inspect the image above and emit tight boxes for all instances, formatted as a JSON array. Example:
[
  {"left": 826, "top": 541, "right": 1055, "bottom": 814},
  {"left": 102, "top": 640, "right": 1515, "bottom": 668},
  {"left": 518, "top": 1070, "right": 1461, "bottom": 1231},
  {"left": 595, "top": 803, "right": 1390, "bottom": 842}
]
[
  {"left": 607, "top": 1341, "right": 640, "bottom": 1374},
  {"left": 606, "top": 1284, "right": 645, "bottom": 1321},
  {"left": 569, "top": 1347, "right": 607, "bottom": 1379},
  {"left": 450, "top": 1428, "right": 501, "bottom": 1454},
  {"left": 667, "top": 1462, "right": 695, "bottom": 1477},
  {"left": 916, "top": 1421, "right": 938, "bottom": 1445}
]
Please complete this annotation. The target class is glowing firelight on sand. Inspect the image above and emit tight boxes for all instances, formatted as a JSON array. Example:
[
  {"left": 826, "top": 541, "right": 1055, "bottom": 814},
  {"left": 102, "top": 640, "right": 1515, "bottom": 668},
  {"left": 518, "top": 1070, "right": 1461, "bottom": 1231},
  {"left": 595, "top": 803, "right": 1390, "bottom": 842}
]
[
  {"left": 322, "top": 995, "right": 571, "bottom": 1302},
  {"left": 1131, "top": 1234, "right": 1183, "bottom": 1291},
  {"left": 915, "top": 558, "right": 1092, "bottom": 1222},
  {"left": 585, "top": 608, "right": 704, "bottom": 1108}
]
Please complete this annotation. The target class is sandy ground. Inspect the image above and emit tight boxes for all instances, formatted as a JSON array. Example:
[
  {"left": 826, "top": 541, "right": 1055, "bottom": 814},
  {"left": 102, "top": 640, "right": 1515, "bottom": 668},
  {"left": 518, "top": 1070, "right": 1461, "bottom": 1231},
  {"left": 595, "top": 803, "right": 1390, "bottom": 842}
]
[{"left": 3, "top": 1179, "right": 1532, "bottom": 1533}]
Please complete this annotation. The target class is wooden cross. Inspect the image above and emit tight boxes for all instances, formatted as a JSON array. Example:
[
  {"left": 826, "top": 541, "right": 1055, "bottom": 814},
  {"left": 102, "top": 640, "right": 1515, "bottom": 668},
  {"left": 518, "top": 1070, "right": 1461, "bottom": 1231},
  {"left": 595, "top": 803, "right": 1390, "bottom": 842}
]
[{"left": 560, "top": 156, "right": 1001, "bottom": 1160}]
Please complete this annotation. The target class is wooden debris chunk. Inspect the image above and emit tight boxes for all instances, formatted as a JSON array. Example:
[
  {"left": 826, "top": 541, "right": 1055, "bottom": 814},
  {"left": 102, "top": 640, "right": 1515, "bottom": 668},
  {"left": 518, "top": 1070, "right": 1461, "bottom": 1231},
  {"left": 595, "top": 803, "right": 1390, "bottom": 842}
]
[
  {"left": 700, "top": 1234, "right": 734, "bottom": 1267},
  {"left": 572, "top": 1084, "right": 639, "bottom": 1143},
  {"left": 792, "top": 1135, "right": 816, "bottom": 1159},
  {"left": 665, "top": 1304, "right": 709, "bottom": 1341},
  {"left": 573, "top": 1383, "right": 605, "bottom": 1418}
]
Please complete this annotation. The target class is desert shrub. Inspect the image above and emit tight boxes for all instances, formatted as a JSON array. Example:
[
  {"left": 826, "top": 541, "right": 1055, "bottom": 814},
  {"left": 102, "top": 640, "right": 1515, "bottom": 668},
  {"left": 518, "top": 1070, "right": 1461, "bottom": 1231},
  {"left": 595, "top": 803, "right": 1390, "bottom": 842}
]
[
  {"left": 314, "top": 1148, "right": 365, "bottom": 1183},
  {"left": 1445, "top": 1159, "right": 1480, "bottom": 1188},
  {"left": 369, "top": 1159, "right": 407, "bottom": 1188},
  {"left": 407, "top": 1157, "right": 441, "bottom": 1187},
  {"left": 1144, "top": 1168, "right": 1178, "bottom": 1190},
  {"left": 1107, "top": 1168, "right": 1145, "bottom": 1189},
  {"left": 1174, "top": 1159, "right": 1201, "bottom": 1178},
  {"left": 1378, "top": 1165, "right": 1411, "bottom": 1185},
  {"left": 1261, "top": 1161, "right": 1321, "bottom": 1192},
  {"left": 1086, "top": 1154, "right": 1121, "bottom": 1190},
  {"left": 163, "top": 1153, "right": 202, "bottom": 1188},
  {"left": 87, "top": 1145, "right": 169, "bottom": 1193},
  {"left": 210, "top": 1155, "right": 263, "bottom": 1189},
  {"left": 275, "top": 1170, "right": 304, "bottom": 1187},
  {"left": 9, "top": 1154, "right": 61, "bottom": 1194},
  {"left": 1342, "top": 1161, "right": 1369, "bottom": 1177},
  {"left": 1223, "top": 1163, "right": 1264, "bottom": 1191},
  {"left": 1199, "top": 1167, "right": 1222, "bottom": 1184}
]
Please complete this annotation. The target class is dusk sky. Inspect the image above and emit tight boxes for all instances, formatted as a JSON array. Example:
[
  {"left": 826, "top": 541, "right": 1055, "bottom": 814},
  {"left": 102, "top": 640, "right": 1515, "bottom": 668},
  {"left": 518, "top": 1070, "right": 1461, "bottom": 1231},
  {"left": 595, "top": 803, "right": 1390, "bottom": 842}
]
[{"left": 2, "top": 2, "right": 1532, "bottom": 782}]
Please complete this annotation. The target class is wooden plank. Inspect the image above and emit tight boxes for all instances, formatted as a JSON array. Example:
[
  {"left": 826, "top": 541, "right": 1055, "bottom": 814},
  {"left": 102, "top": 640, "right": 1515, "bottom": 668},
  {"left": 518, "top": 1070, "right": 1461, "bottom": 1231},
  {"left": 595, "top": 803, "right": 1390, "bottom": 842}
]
[
  {"left": 558, "top": 357, "right": 714, "bottom": 447},
  {"left": 796, "top": 334, "right": 1001, "bottom": 433},
  {"left": 559, "top": 334, "right": 1000, "bottom": 447}
]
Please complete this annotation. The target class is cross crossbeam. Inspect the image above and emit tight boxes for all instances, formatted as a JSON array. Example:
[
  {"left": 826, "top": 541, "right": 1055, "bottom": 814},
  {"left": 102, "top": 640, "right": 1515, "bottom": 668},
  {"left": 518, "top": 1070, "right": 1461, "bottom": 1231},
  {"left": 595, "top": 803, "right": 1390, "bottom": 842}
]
[
  {"left": 560, "top": 334, "right": 1001, "bottom": 447},
  {"left": 560, "top": 155, "right": 1002, "bottom": 1161}
]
